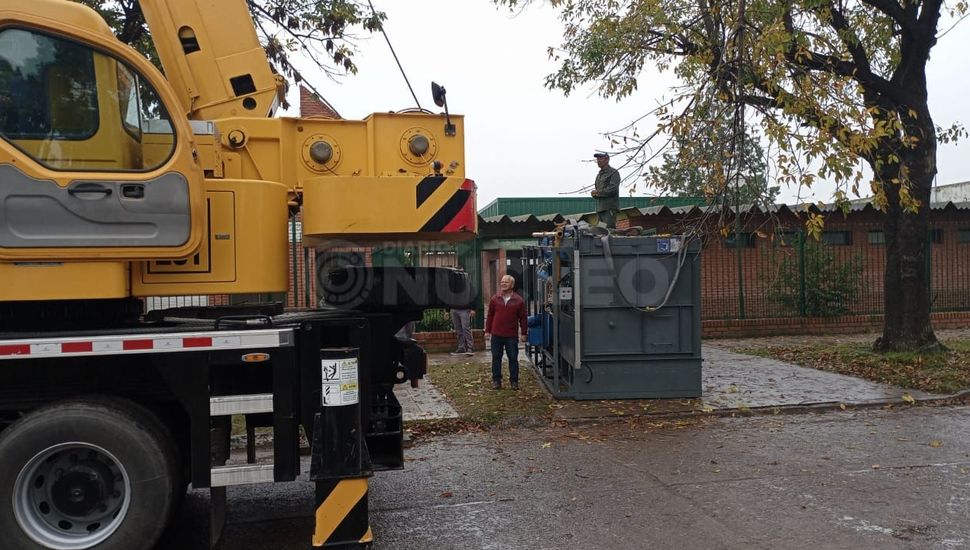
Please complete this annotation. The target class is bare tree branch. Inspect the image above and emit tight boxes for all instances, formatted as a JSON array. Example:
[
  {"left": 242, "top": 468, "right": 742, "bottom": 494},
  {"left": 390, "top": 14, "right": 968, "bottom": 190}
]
[{"left": 860, "top": 0, "right": 914, "bottom": 30}]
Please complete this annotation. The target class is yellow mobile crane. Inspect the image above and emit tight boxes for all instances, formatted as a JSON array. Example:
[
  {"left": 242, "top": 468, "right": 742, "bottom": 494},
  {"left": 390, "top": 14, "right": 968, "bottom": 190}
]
[{"left": 0, "top": 0, "right": 476, "bottom": 548}]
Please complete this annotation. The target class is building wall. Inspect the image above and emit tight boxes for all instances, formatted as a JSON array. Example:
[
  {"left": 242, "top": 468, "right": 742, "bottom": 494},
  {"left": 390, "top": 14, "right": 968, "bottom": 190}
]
[
  {"left": 624, "top": 207, "right": 970, "bottom": 320},
  {"left": 703, "top": 311, "right": 970, "bottom": 339},
  {"left": 481, "top": 248, "right": 508, "bottom": 304},
  {"left": 160, "top": 203, "right": 970, "bottom": 339}
]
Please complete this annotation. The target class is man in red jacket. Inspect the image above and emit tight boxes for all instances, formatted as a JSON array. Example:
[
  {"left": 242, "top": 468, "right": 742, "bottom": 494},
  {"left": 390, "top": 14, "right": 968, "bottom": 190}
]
[{"left": 484, "top": 274, "right": 528, "bottom": 390}]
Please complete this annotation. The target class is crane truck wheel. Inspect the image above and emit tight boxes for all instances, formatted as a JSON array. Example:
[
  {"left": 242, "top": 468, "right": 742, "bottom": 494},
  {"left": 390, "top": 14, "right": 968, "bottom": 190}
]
[{"left": 0, "top": 396, "right": 177, "bottom": 550}]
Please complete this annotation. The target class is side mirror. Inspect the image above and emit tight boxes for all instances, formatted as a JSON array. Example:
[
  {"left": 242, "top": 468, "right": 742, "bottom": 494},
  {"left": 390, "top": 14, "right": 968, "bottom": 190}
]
[
  {"left": 431, "top": 82, "right": 446, "bottom": 108},
  {"left": 430, "top": 81, "right": 455, "bottom": 137}
]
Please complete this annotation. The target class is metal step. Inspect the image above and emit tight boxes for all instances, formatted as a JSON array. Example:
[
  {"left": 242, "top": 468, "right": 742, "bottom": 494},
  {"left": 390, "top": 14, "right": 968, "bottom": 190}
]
[
  {"left": 210, "top": 464, "right": 275, "bottom": 487},
  {"left": 210, "top": 394, "right": 273, "bottom": 416}
]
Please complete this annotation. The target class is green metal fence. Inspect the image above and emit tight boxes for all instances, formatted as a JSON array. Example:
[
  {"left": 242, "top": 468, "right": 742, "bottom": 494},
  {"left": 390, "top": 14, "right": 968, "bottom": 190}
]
[{"left": 701, "top": 228, "right": 970, "bottom": 320}]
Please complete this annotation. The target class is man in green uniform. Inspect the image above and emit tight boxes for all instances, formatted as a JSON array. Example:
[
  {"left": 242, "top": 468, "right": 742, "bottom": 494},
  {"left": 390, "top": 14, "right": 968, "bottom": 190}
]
[{"left": 591, "top": 152, "right": 620, "bottom": 228}]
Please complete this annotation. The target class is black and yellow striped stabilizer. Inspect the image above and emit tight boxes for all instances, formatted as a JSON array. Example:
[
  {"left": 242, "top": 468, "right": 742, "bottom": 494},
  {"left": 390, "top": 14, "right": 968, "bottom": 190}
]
[
  {"left": 312, "top": 478, "right": 372, "bottom": 547},
  {"left": 301, "top": 175, "right": 477, "bottom": 244}
]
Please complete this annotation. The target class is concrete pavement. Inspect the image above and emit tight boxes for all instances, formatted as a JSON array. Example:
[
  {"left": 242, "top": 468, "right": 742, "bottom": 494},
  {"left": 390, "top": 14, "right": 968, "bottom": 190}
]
[
  {"left": 164, "top": 405, "right": 970, "bottom": 549},
  {"left": 158, "top": 339, "right": 970, "bottom": 549},
  {"left": 396, "top": 374, "right": 459, "bottom": 421},
  {"left": 700, "top": 346, "right": 943, "bottom": 408},
  {"left": 368, "top": 405, "right": 970, "bottom": 550},
  {"left": 404, "top": 344, "right": 950, "bottom": 424}
]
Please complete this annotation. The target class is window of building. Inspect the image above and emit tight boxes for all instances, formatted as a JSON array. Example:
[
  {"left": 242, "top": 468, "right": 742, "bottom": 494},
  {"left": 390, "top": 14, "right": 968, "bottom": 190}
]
[
  {"left": 865, "top": 229, "right": 942, "bottom": 245},
  {"left": 723, "top": 232, "right": 756, "bottom": 248},
  {"left": 959, "top": 229, "right": 970, "bottom": 243},
  {"left": 821, "top": 231, "right": 852, "bottom": 246}
]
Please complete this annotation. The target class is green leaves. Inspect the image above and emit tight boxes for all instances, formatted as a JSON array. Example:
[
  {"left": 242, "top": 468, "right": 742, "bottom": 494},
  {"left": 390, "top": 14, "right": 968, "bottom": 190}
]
[
  {"left": 494, "top": 0, "right": 955, "bottom": 202},
  {"left": 645, "top": 100, "right": 778, "bottom": 205},
  {"left": 248, "top": 0, "right": 384, "bottom": 87},
  {"left": 87, "top": 0, "right": 383, "bottom": 106}
]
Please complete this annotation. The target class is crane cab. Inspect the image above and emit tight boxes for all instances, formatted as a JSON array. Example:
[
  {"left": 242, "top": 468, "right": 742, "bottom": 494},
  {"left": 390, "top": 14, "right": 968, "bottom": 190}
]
[{"left": 0, "top": 0, "right": 205, "bottom": 262}]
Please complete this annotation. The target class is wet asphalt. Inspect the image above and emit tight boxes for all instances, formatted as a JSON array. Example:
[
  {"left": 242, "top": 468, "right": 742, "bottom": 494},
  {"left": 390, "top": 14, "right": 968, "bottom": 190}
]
[{"left": 162, "top": 403, "right": 970, "bottom": 550}]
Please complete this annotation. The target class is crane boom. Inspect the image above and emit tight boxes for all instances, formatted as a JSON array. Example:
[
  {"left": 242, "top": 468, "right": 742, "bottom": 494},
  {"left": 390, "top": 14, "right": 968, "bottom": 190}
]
[{"left": 139, "top": 0, "right": 283, "bottom": 120}]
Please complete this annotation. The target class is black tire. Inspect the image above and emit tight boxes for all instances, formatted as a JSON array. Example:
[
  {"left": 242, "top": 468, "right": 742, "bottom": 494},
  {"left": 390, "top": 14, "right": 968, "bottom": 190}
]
[
  {"left": 88, "top": 396, "right": 185, "bottom": 527},
  {"left": 0, "top": 396, "right": 177, "bottom": 550}
]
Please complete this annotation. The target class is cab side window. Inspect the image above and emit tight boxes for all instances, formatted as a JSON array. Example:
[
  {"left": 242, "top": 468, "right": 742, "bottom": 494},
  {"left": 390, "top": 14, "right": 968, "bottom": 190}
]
[
  {"left": 0, "top": 28, "right": 97, "bottom": 139},
  {"left": 0, "top": 27, "right": 175, "bottom": 171}
]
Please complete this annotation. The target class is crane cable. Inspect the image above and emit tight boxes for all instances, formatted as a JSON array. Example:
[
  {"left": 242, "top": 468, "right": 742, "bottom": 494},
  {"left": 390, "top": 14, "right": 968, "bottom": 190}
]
[{"left": 367, "top": 1, "right": 422, "bottom": 110}]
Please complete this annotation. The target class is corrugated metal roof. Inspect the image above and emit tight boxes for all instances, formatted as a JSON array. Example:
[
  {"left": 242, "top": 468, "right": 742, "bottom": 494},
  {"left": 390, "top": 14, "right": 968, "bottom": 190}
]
[
  {"left": 478, "top": 196, "right": 707, "bottom": 218},
  {"left": 536, "top": 213, "right": 569, "bottom": 222},
  {"left": 480, "top": 213, "right": 569, "bottom": 225},
  {"left": 477, "top": 214, "right": 569, "bottom": 238},
  {"left": 481, "top": 198, "right": 970, "bottom": 236},
  {"left": 620, "top": 200, "right": 970, "bottom": 219}
]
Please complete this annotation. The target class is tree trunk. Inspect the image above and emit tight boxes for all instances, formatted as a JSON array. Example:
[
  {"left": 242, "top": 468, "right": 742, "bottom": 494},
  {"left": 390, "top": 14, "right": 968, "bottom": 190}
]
[{"left": 874, "top": 128, "right": 939, "bottom": 352}]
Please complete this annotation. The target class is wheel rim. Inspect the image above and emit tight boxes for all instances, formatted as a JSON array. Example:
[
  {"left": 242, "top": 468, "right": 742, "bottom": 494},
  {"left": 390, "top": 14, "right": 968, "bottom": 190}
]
[{"left": 13, "top": 442, "right": 132, "bottom": 550}]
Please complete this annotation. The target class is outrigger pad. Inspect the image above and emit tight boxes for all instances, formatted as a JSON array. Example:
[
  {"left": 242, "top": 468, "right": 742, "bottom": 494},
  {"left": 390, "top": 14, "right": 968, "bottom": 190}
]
[{"left": 321, "top": 267, "right": 476, "bottom": 311}]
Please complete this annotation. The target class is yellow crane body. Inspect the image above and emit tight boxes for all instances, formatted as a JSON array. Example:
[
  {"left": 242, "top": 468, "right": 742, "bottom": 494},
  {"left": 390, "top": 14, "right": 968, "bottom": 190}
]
[
  {"left": 0, "top": 0, "right": 478, "bottom": 547},
  {"left": 0, "top": 0, "right": 475, "bottom": 303}
]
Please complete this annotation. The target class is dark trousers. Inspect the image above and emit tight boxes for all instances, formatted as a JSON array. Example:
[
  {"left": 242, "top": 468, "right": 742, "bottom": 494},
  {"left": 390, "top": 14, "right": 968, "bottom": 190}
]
[
  {"left": 597, "top": 208, "right": 617, "bottom": 229},
  {"left": 451, "top": 309, "right": 474, "bottom": 352},
  {"left": 490, "top": 336, "right": 519, "bottom": 382}
]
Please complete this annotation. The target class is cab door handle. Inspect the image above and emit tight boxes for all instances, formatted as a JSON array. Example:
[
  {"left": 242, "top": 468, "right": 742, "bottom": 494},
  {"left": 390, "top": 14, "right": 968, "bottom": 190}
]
[{"left": 68, "top": 183, "right": 113, "bottom": 199}]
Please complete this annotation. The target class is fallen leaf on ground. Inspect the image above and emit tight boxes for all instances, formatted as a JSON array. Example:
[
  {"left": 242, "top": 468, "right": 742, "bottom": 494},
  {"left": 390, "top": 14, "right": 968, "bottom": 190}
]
[{"left": 929, "top": 440, "right": 943, "bottom": 448}]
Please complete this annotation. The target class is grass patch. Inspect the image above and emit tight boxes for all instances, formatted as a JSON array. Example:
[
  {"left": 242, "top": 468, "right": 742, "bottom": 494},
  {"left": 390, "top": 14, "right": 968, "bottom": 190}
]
[
  {"left": 735, "top": 339, "right": 970, "bottom": 394},
  {"left": 230, "top": 415, "right": 273, "bottom": 437},
  {"left": 427, "top": 358, "right": 554, "bottom": 427}
]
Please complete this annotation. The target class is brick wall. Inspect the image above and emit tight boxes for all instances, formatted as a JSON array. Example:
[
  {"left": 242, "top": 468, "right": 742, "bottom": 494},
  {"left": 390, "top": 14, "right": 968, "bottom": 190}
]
[
  {"left": 702, "top": 311, "right": 970, "bottom": 339},
  {"left": 481, "top": 248, "right": 508, "bottom": 304},
  {"left": 416, "top": 315, "right": 970, "bottom": 344},
  {"left": 625, "top": 207, "right": 970, "bottom": 319},
  {"left": 286, "top": 214, "right": 317, "bottom": 309},
  {"left": 206, "top": 205, "right": 970, "bottom": 340},
  {"left": 415, "top": 330, "right": 487, "bottom": 353}
]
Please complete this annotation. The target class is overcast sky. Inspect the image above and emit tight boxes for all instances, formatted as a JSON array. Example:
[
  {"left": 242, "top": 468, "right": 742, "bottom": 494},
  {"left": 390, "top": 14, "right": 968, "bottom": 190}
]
[{"left": 288, "top": 1, "right": 970, "bottom": 208}]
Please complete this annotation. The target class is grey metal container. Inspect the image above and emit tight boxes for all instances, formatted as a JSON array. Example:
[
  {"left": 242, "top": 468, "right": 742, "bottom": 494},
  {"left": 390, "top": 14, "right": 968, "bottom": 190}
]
[{"left": 527, "top": 233, "right": 702, "bottom": 399}]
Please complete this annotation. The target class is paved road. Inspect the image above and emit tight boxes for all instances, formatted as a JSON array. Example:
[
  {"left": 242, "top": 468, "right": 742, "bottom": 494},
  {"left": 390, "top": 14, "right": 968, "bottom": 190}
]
[{"left": 162, "top": 404, "right": 970, "bottom": 549}]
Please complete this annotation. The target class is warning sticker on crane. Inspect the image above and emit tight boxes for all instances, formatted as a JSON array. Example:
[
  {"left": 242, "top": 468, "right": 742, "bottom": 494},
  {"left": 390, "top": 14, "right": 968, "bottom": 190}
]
[
  {"left": 656, "top": 237, "right": 683, "bottom": 254},
  {"left": 321, "top": 357, "right": 359, "bottom": 407}
]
